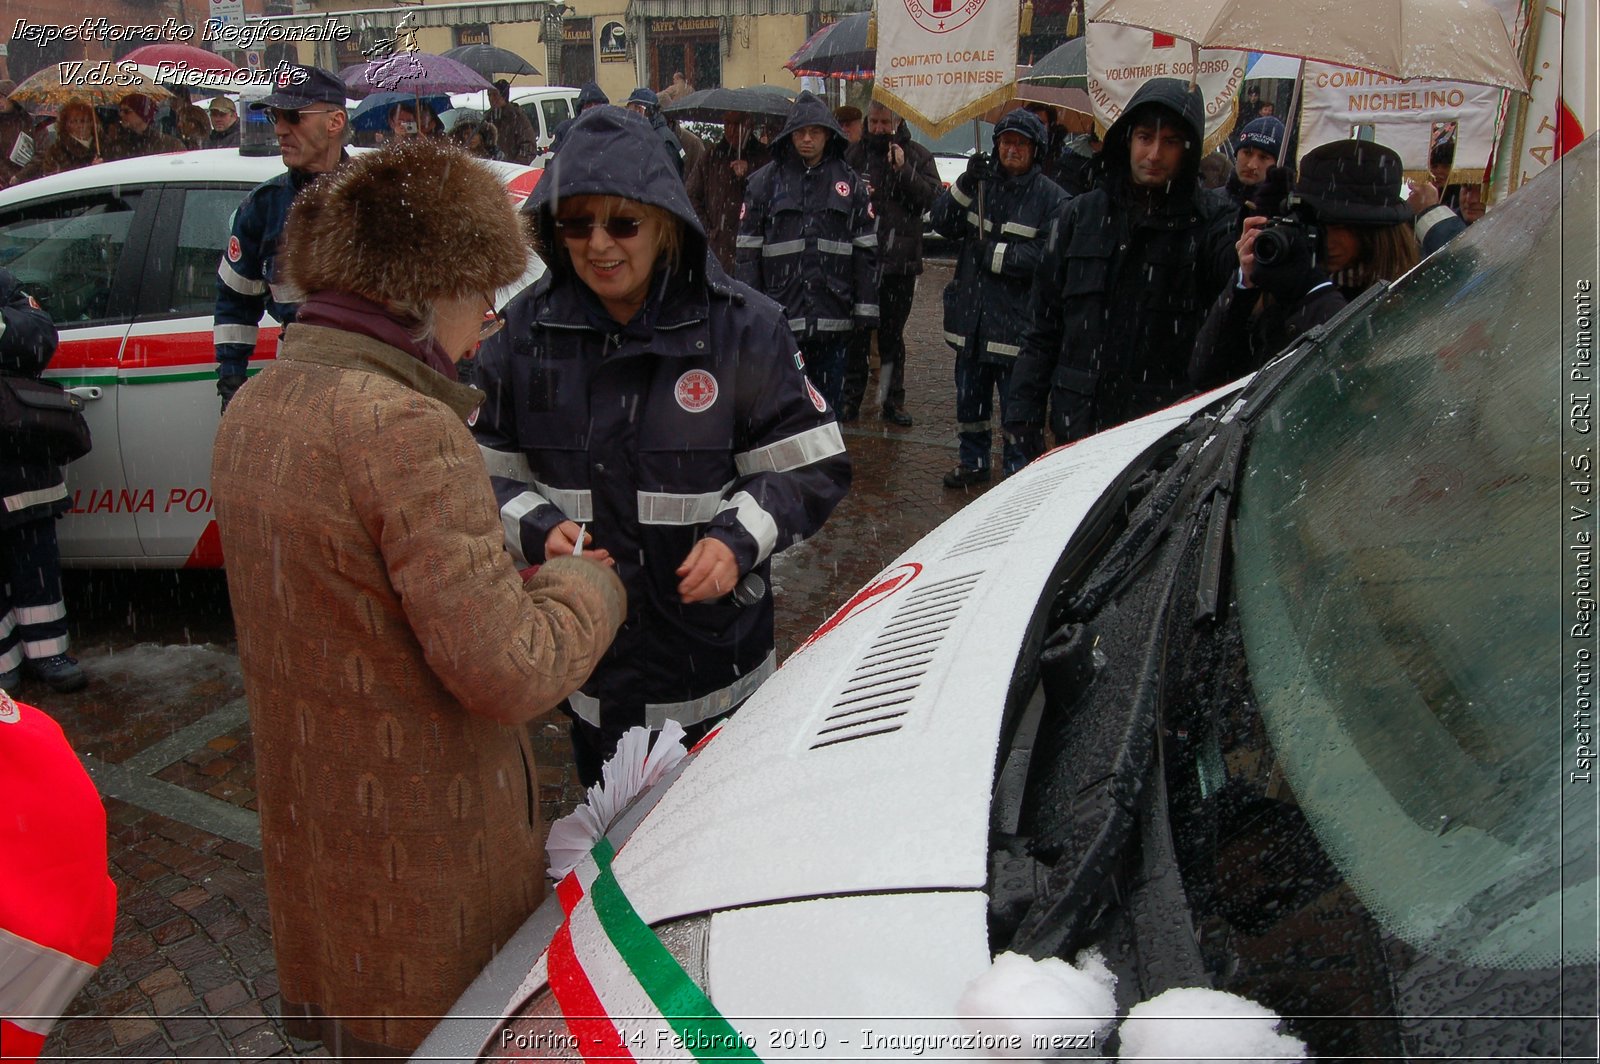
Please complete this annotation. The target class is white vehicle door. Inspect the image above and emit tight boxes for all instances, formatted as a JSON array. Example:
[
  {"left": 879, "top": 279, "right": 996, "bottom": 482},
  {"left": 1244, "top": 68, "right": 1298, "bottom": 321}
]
[
  {"left": 0, "top": 186, "right": 151, "bottom": 561},
  {"left": 119, "top": 183, "right": 268, "bottom": 566}
]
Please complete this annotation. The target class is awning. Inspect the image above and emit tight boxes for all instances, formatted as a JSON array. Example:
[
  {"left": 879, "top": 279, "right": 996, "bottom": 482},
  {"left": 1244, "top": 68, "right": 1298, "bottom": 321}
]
[
  {"left": 624, "top": 0, "right": 868, "bottom": 21},
  {"left": 253, "top": 0, "right": 551, "bottom": 34}
]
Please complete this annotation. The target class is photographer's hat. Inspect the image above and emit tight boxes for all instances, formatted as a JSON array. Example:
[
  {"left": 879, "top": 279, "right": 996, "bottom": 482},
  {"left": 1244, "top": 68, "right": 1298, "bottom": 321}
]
[
  {"left": 1295, "top": 139, "right": 1412, "bottom": 225},
  {"left": 1236, "top": 116, "right": 1284, "bottom": 158}
]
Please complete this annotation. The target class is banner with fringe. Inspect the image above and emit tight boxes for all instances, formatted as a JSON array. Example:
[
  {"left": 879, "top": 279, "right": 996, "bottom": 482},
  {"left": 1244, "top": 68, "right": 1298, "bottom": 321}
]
[
  {"left": 873, "top": 0, "right": 1019, "bottom": 138},
  {"left": 1085, "top": 22, "right": 1244, "bottom": 154}
]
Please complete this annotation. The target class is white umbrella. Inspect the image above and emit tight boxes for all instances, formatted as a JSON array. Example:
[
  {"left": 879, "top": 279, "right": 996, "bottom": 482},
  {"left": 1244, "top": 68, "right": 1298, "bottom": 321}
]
[
  {"left": 1087, "top": 0, "right": 1526, "bottom": 93},
  {"left": 1244, "top": 54, "right": 1304, "bottom": 82}
]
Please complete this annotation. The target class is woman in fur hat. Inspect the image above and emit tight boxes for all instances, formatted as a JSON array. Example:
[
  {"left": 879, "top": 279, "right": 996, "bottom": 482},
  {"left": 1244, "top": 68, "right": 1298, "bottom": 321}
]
[
  {"left": 472, "top": 105, "right": 851, "bottom": 785},
  {"left": 209, "top": 138, "right": 626, "bottom": 1059},
  {"left": 1190, "top": 138, "right": 1428, "bottom": 389},
  {"left": 9, "top": 98, "right": 101, "bottom": 185}
]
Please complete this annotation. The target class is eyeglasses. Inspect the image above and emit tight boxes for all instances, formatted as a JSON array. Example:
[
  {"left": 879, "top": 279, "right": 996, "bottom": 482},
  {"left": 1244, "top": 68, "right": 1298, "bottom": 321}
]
[
  {"left": 479, "top": 298, "right": 506, "bottom": 342},
  {"left": 553, "top": 216, "right": 645, "bottom": 241},
  {"left": 265, "top": 107, "right": 338, "bottom": 126}
]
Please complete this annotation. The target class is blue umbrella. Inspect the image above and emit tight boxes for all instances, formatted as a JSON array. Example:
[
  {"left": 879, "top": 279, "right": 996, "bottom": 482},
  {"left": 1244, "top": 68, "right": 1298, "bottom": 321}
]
[{"left": 350, "top": 91, "right": 452, "bottom": 132}]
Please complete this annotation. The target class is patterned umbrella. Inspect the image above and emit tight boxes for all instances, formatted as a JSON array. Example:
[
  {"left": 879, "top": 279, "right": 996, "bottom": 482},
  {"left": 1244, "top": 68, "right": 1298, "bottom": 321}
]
[
  {"left": 340, "top": 53, "right": 492, "bottom": 98},
  {"left": 8, "top": 65, "right": 174, "bottom": 109}
]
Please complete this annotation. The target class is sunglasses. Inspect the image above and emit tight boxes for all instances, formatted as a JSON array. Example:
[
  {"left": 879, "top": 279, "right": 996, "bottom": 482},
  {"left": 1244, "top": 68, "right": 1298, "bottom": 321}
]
[
  {"left": 479, "top": 298, "right": 506, "bottom": 342},
  {"left": 265, "top": 107, "right": 338, "bottom": 126},
  {"left": 553, "top": 216, "right": 645, "bottom": 241}
]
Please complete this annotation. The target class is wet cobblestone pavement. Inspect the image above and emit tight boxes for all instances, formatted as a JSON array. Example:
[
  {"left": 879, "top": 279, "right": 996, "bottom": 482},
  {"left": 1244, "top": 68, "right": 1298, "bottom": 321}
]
[{"left": 19, "top": 261, "right": 1007, "bottom": 1061}]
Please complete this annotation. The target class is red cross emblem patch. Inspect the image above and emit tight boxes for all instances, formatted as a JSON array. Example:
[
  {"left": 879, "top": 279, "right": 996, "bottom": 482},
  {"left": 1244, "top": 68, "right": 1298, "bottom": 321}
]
[
  {"left": 227, "top": 236, "right": 242, "bottom": 263},
  {"left": 675, "top": 369, "right": 719, "bottom": 412},
  {"left": 835, "top": 180, "right": 851, "bottom": 198}
]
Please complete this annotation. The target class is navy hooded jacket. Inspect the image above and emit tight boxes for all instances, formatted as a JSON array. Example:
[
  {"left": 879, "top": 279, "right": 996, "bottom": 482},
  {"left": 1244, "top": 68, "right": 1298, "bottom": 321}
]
[
  {"left": 1009, "top": 78, "right": 1236, "bottom": 441},
  {"left": 471, "top": 105, "right": 851, "bottom": 735},
  {"left": 735, "top": 90, "right": 880, "bottom": 337},
  {"left": 929, "top": 109, "right": 1068, "bottom": 362}
]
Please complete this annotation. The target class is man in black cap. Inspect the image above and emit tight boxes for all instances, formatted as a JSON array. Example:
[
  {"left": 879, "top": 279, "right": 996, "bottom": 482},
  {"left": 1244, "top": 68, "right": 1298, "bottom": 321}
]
[
  {"left": 624, "top": 86, "right": 686, "bottom": 174},
  {"left": 487, "top": 79, "right": 538, "bottom": 164},
  {"left": 213, "top": 65, "right": 350, "bottom": 412}
]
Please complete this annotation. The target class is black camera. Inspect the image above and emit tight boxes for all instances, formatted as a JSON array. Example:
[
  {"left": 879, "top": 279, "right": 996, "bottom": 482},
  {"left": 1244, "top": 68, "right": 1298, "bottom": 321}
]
[{"left": 1253, "top": 198, "right": 1320, "bottom": 270}]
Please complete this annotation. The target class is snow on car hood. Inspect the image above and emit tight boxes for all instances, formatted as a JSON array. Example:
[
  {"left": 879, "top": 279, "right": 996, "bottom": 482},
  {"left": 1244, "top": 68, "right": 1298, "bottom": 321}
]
[{"left": 612, "top": 388, "right": 1239, "bottom": 925}]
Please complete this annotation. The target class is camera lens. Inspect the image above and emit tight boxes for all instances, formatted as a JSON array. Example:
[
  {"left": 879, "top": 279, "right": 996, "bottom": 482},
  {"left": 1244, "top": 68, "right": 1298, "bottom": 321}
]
[{"left": 1254, "top": 226, "right": 1292, "bottom": 267}]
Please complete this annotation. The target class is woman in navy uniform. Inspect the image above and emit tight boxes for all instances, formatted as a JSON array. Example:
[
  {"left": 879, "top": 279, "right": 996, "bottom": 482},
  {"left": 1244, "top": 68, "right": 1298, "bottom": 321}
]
[{"left": 473, "top": 106, "right": 852, "bottom": 782}]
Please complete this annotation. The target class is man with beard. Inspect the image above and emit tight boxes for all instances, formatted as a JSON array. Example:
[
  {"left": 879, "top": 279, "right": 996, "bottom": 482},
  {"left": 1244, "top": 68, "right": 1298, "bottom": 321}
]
[{"left": 1007, "top": 78, "right": 1235, "bottom": 452}]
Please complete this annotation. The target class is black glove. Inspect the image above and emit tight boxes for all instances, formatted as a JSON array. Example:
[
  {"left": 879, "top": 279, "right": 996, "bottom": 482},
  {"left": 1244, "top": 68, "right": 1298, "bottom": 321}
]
[
  {"left": 1250, "top": 224, "right": 1327, "bottom": 303},
  {"left": 1243, "top": 164, "right": 1293, "bottom": 218},
  {"left": 964, "top": 151, "right": 996, "bottom": 183},
  {"left": 218, "top": 372, "right": 247, "bottom": 414}
]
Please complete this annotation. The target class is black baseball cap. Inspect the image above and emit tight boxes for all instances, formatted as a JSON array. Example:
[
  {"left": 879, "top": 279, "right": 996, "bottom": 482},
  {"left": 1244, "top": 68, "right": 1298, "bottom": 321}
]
[{"left": 251, "top": 65, "right": 348, "bottom": 111}]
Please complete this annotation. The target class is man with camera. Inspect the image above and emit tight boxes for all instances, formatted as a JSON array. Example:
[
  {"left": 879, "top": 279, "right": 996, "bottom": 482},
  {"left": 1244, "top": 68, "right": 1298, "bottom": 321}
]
[
  {"left": 841, "top": 101, "right": 942, "bottom": 426},
  {"left": 1007, "top": 78, "right": 1235, "bottom": 451},
  {"left": 929, "top": 109, "right": 1067, "bottom": 486}
]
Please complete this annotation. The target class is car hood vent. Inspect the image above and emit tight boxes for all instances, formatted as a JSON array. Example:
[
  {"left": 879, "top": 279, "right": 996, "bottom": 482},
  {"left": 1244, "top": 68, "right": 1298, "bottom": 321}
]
[
  {"left": 941, "top": 467, "right": 1078, "bottom": 560},
  {"left": 810, "top": 572, "right": 982, "bottom": 750}
]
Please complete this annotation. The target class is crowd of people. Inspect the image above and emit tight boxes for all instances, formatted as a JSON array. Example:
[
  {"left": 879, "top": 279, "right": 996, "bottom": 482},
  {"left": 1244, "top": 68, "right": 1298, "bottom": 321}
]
[{"left": 0, "top": 50, "right": 1490, "bottom": 1061}]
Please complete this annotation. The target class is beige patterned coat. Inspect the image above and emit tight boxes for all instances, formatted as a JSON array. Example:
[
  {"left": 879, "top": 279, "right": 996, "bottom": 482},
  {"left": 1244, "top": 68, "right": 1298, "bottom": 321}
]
[{"left": 211, "top": 325, "right": 624, "bottom": 1055}]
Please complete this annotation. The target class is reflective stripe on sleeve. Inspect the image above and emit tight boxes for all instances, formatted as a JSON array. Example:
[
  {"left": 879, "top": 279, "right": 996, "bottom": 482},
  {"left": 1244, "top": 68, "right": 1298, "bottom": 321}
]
[
  {"left": 535, "top": 482, "right": 593, "bottom": 523},
  {"left": 986, "top": 341, "right": 1021, "bottom": 358},
  {"left": 716, "top": 491, "right": 778, "bottom": 564},
  {"left": 735, "top": 422, "right": 846, "bottom": 475},
  {"left": 950, "top": 182, "right": 973, "bottom": 208},
  {"left": 479, "top": 445, "right": 534, "bottom": 483},
  {"left": 0, "top": 643, "right": 21, "bottom": 673},
  {"left": 990, "top": 242, "right": 1008, "bottom": 274},
  {"left": 0, "top": 928, "right": 99, "bottom": 1035},
  {"left": 637, "top": 483, "right": 732, "bottom": 526},
  {"left": 0, "top": 611, "right": 14, "bottom": 640},
  {"left": 736, "top": 234, "right": 764, "bottom": 248},
  {"left": 761, "top": 238, "right": 807, "bottom": 257},
  {"left": 3, "top": 483, "right": 68, "bottom": 515},
  {"left": 944, "top": 331, "right": 968, "bottom": 348},
  {"left": 815, "top": 318, "right": 854, "bottom": 332},
  {"left": 816, "top": 238, "right": 853, "bottom": 256},
  {"left": 644, "top": 650, "right": 777, "bottom": 728},
  {"left": 500, "top": 491, "right": 547, "bottom": 564},
  {"left": 213, "top": 324, "right": 259, "bottom": 348},
  {"left": 217, "top": 258, "right": 266, "bottom": 296},
  {"left": 852, "top": 233, "right": 878, "bottom": 248},
  {"left": 788, "top": 318, "right": 809, "bottom": 334},
  {"left": 964, "top": 211, "right": 994, "bottom": 234},
  {"left": 854, "top": 303, "right": 880, "bottom": 318},
  {"left": 1000, "top": 221, "right": 1039, "bottom": 238},
  {"left": 567, "top": 689, "right": 602, "bottom": 726}
]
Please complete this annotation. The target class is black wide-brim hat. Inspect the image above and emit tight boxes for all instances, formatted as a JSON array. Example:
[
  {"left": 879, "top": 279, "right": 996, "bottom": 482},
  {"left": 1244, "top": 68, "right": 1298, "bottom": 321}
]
[{"left": 1296, "top": 139, "right": 1414, "bottom": 226}]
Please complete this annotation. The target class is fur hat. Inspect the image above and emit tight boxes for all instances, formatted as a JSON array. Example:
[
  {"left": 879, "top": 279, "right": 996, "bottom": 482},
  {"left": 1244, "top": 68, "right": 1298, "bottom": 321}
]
[
  {"left": 281, "top": 138, "right": 528, "bottom": 310},
  {"left": 1295, "top": 139, "right": 1413, "bottom": 226}
]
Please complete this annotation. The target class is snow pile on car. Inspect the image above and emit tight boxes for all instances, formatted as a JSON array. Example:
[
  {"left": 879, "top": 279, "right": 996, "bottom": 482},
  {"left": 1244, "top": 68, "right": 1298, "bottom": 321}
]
[
  {"left": 1117, "top": 986, "right": 1307, "bottom": 1063},
  {"left": 957, "top": 949, "right": 1117, "bottom": 1056}
]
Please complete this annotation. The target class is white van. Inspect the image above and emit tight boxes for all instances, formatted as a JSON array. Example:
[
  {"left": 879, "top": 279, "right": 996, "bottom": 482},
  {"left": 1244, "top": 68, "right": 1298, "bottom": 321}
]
[{"left": 448, "top": 85, "right": 580, "bottom": 155}]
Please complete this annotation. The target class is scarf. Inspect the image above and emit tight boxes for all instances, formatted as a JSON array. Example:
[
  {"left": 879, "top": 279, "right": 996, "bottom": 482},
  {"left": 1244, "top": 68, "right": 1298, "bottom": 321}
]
[{"left": 294, "top": 290, "right": 458, "bottom": 381}]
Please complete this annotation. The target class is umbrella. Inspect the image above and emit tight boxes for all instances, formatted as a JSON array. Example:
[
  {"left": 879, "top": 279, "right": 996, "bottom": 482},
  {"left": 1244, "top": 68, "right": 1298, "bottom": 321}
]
[
  {"left": 1019, "top": 37, "right": 1086, "bottom": 89},
  {"left": 350, "top": 91, "right": 453, "bottom": 132},
  {"left": 662, "top": 86, "right": 795, "bottom": 123},
  {"left": 122, "top": 43, "right": 238, "bottom": 81},
  {"left": 785, "top": 12, "right": 874, "bottom": 81},
  {"left": 1243, "top": 53, "right": 1303, "bottom": 82},
  {"left": 340, "top": 53, "right": 493, "bottom": 97},
  {"left": 8, "top": 65, "right": 174, "bottom": 110},
  {"left": 442, "top": 44, "right": 540, "bottom": 80},
  {"left": 1086, "top": 0, "right": 1526, "bottom": 93}
]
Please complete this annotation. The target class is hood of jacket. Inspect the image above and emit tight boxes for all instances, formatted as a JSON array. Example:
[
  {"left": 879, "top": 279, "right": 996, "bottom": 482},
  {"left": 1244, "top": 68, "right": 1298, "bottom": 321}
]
[
  {"left": 772, "top": 90, "right": 848, "bottom": 166},
  {"left": 526, "top": 104, "right": 712, "bottom": 294},
  {"left": 576, "top": 82, "right": 610, "bottom": 110},
  {"left": 1099, "top": 77, "right": 1206, "bottom": 195}
]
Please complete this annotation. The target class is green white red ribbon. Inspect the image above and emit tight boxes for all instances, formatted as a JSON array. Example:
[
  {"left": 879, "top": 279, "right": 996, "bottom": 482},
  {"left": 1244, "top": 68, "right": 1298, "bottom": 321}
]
[{"left": 548, "top": 838, "right": 764, "bottom": 1063}]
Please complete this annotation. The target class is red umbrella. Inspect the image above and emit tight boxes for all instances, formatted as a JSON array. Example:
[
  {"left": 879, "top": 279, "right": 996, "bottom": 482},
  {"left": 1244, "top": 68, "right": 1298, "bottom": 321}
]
[{"left": 122, "top": 43, "right": 239, "bottom": 75}]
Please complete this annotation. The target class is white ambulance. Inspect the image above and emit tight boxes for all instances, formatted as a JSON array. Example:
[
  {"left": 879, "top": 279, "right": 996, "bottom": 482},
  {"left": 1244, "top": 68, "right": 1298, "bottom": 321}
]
[{"left": 0, "top": 148, "right": 542, "bottom": 568}]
